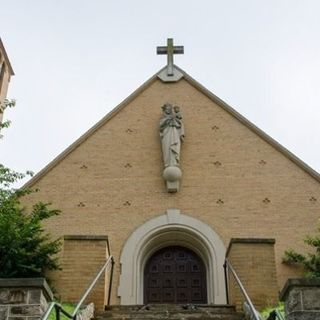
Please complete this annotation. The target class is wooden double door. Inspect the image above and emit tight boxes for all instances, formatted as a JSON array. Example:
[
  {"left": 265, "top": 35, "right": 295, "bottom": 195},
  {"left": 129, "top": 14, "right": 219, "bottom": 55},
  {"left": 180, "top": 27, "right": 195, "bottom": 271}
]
[{"left": 144, "top": 246, "right": 207, "bottom": 304}]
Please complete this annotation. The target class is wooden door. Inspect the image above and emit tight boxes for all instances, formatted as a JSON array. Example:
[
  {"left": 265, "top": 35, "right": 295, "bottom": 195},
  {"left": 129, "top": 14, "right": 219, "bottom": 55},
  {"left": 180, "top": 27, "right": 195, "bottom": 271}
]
[{"left": 144, "top": 246, "right": 207, "bottom": 304}]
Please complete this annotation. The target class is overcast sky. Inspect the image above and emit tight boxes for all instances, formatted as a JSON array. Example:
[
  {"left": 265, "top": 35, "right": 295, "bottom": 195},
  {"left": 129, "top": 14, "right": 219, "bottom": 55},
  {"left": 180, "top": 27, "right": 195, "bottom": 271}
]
[{"left": 1, "top": 1, "right": 320, "bottom": 181}]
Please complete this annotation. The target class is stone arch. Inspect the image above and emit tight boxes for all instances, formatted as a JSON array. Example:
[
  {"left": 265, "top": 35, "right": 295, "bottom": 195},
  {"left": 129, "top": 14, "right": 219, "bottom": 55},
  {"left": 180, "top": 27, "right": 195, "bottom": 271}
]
[{"left": 118, "top": 209, "right": 226, "bottom": 305}]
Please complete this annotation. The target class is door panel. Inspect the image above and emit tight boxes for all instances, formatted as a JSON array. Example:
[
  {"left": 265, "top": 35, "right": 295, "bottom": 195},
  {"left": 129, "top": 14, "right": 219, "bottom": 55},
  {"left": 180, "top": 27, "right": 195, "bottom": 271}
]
[{"left": 144, "top": 246, "right": 207, "bottom": 304}]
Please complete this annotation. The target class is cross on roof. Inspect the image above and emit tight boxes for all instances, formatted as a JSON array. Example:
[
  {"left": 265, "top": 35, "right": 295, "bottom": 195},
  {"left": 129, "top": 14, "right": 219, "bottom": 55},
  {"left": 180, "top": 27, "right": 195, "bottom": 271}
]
[{"left": 157, "top": 38, "right": 184, "bottom": 77}]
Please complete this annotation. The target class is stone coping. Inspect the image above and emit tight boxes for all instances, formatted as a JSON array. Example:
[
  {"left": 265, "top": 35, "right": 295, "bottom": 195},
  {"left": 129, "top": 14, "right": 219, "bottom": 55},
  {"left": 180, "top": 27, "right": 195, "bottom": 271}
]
[
  {"left": 0, "top": 277, "right": 53, "bottom": 301},
  {"left": 64, "top": 235, "right": 108, "bottom": 240},
  {"left": 226, "top": 238, "right": 275, "bottom": 257},
  {"left": 280, "top": 278, "right": 320, "bottom": 301}
]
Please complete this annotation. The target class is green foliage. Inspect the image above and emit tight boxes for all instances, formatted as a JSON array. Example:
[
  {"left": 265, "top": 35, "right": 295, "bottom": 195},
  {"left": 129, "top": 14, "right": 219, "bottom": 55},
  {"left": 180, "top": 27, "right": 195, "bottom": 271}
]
[
  {"left": 283, "top": 224, "right": 320, "bottom": 278},
  {"left": 0, "top": 164, "right": 62, "bottom": 278},
  {"left": 260, "top": 302, "right": 284, "bottom": 319},
  {"left": 0, "top": 164, "right": 33, "bottom": 201},
  {"left": 0, "top": 98, "right": 16, "bottom": 115},
  {"left": 0, "top": 98, "right": 16, "bottom": 135},
  {"left": 1, "top": 100, "right": 62, "bottom": 277}
]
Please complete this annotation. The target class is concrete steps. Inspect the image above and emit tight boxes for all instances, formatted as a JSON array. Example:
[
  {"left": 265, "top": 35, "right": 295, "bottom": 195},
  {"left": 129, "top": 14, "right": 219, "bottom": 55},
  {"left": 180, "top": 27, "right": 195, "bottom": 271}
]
[{"left": 95, "top": 304, "right": 244, "bottom": 320}]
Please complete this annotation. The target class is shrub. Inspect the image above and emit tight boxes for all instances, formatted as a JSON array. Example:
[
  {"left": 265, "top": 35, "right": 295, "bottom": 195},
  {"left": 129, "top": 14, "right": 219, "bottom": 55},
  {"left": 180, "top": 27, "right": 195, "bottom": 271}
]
[
  {"left": 261, "top": 302, "right": 284, "bottom": 319},
  {"left": 283, "top": 224, "right": 320, "bottom": 278}
]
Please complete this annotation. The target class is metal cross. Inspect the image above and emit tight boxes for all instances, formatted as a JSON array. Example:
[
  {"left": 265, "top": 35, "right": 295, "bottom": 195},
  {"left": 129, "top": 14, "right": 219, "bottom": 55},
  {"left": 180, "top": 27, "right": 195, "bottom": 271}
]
[{"left": 157, "top": 38, "right": 184, "bottom": 76}]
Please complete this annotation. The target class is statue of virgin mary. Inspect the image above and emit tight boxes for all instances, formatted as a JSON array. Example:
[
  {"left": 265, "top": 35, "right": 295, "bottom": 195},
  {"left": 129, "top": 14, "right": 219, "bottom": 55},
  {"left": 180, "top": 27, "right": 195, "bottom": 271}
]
[
  {"left": 159, "top": 103, "right": 185, "bottom": 192},
  {"left": 159, "top": 103, "right": 185, "bottom": 167}
]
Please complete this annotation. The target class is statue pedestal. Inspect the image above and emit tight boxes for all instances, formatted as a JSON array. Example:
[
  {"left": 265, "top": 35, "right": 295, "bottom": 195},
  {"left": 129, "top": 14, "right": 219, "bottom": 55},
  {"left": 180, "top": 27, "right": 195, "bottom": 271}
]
[
  {"left": 166, "top": 180, "right": 180, "bottom": 193},
  {"left": 163, "top": 166, "right": 182, "bottom": 193}
]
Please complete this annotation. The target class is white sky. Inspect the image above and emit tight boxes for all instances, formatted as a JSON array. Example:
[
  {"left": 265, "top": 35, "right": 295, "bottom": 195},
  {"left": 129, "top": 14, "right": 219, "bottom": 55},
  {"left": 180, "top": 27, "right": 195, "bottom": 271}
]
[{"left": 1, "top": 1, "right": 320, "bottom": 180}]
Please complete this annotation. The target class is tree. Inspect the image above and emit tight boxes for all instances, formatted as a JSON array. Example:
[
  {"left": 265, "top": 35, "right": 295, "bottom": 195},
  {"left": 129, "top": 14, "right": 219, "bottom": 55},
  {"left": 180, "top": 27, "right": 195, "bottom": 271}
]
[
  {"left": 0, "top": 98, "right": 16, "bottom": 137},
  {"left": 0, "top": 165, "right": 62, "bottom": 277},
  {"left": 0, "top": 101, "right": 62, "bottom": 277},
  {"left": 283, "top": 225, "right": 320, "bottom": 278}
]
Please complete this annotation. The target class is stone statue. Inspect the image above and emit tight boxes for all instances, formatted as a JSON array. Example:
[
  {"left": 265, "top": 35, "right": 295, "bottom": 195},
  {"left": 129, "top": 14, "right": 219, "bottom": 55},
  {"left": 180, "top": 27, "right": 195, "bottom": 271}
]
[{"left": 159, "top": 103, "right": 185, "bottom": 192}]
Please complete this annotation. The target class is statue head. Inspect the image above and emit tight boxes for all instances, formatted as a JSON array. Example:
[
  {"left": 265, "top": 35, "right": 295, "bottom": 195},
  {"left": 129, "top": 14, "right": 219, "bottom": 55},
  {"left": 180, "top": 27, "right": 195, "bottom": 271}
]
[
  {"left": 162, "top": 103, "right": 173, "bottom": 115},
  {"left": 173, "top": 106, "right": 180, "bottom": 113}
]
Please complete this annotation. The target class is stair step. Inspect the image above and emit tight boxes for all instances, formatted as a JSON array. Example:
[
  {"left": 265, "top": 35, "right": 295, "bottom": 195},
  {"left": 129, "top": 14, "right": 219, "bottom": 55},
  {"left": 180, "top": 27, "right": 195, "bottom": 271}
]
[
  {"left": 96, "top": 316, "right": 243, "bottom": 320},
  {"left": 104, "top": 304, "right": 237, "bottom": 312},
  {"left": 96, "top": 305, "right": 243, "bottom": 320}
]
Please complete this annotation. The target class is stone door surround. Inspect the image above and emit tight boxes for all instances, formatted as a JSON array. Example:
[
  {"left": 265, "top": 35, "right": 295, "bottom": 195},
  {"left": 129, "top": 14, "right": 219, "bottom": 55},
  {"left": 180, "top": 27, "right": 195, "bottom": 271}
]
[{"left": 118, "top": 209, "right": 226, "bottom": 305}]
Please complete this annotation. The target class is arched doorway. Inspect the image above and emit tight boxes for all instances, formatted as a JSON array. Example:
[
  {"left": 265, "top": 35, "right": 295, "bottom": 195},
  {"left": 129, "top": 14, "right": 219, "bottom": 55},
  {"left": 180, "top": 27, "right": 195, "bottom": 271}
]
[
  {"left": 144, "top": 246, "right": 207, "bottom": 304},
  {"left": 118, "top": 209, "right": 226, "bottom": 305}
]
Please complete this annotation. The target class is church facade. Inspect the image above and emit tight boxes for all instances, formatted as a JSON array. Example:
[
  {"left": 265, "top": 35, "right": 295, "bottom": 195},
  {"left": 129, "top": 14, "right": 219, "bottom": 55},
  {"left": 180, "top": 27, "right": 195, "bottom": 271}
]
[{"left": 24, "top": 40, "right": 320, "bottom": 310}]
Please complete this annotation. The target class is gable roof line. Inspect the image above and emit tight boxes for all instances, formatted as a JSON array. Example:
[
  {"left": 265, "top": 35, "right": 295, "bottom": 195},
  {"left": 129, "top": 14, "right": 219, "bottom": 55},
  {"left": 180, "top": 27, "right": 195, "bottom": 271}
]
[
  {"left": 24, "top": 69, "right": 162, "bottom": 188},
  {"left": 177, "top": 65, "right": 320, "bottom": 183},
  {"left": 24, "top": 65, "right": 320, "bottom": 188}
]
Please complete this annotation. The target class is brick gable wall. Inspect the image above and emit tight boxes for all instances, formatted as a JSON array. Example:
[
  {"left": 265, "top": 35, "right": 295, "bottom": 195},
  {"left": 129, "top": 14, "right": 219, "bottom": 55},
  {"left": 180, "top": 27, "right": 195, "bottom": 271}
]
[{"left": 25, "top": 78, "right": 320, "bottom": 305}]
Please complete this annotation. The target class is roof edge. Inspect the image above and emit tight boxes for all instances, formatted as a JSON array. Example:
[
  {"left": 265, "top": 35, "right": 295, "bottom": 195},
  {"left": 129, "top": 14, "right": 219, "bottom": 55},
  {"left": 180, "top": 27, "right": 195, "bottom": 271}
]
[
  {"left": 0, "top": 38, "right": 14, "bottom": 75},
  {"left": 23, "top": 68, "right": 165, "bottom": 188},
  {"left": 175, "top": 65, "right": 320, "bottom": 183}
]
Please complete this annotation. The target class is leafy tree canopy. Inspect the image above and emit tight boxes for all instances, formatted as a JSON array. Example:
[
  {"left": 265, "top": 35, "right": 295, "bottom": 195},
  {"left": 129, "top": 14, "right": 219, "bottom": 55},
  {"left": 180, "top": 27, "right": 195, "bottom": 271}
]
[
  {"left": 0, "top": 165, "right": 62, "bottom": 277},
  {"left": 0, "top": 104, "right": 62, "bottom": 277}
]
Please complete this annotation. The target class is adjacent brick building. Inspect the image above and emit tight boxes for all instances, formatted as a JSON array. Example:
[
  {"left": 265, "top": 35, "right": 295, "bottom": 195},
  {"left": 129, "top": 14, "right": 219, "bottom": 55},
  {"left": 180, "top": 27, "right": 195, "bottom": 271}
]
[{"left": 0, "top": 38, "right": 14, "bottom": 124}]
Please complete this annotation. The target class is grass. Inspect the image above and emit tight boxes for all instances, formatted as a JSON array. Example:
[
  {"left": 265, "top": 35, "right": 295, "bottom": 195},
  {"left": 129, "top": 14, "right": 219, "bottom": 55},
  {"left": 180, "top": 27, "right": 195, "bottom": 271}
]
[{"left": 48, "top": 303, "right": 76, "bottom": 320}]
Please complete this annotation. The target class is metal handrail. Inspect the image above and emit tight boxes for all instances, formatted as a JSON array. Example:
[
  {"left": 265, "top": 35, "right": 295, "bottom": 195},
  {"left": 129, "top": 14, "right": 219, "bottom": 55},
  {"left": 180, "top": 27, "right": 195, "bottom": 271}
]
[
  {"left": 275, "top": 309, "right": 285, "bottom": 320},
  {"left": 42, "top": 302, "right": 56, "bottom": 320},
  {"left": 224, "top": 258, "right": 261, "bottom": 320},
  {"left": 42, "top": 255, "right": 114, "bottom": 320},
  {"left": 72, "top": 255, "right": 114, "bottom": 316}
]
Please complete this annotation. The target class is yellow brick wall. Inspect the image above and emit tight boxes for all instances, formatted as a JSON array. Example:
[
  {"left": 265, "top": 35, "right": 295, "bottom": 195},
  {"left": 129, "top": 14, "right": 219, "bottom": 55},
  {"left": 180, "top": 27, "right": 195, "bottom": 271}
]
[
  {"left": 49, "top": 236, "right": 108, "bottom": 311},
  {"left": 25, "top": 78, "right": 320, "bottom": 305},
  {"left": 226, "top": 239, "right": 278, "bottom": 311}
]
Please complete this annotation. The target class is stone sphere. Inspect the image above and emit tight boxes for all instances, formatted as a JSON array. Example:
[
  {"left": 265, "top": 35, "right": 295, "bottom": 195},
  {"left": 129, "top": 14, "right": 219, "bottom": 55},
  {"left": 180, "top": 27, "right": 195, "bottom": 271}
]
[{"left": 163, "top": 166, "right": 182, "bottom": 182}]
